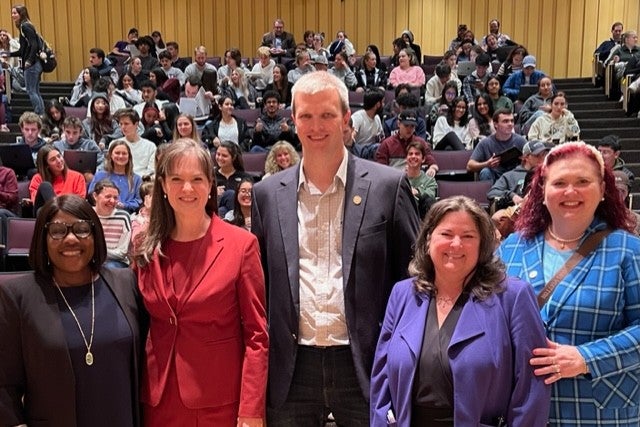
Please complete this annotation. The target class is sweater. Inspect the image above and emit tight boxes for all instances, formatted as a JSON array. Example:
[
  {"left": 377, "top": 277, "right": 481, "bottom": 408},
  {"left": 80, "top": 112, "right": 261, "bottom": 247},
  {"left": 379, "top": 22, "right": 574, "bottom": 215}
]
[
  {"left": 389, "top": 65, "right": 425, "bottom": 87},
  {"left": 28, "top": 169, "right": 86, "bottom": 202},
  {"left": 89, "top": 171, "right": 142, "bottom": 213},
  {"left": 527, "top": 111, "right": 580, "bottom": 143},
  {"left": 96, "top": 208, "right": 131, "bottom": 265},
  {"left": 124, "top": 137, "right": 156, "bottom": 177}
]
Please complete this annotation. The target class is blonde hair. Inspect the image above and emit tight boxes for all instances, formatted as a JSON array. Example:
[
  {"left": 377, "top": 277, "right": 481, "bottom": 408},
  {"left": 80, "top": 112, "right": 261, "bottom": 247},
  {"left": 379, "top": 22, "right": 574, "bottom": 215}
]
[
  {"left": 264, "top": 141, "right": 300, "bottom": 175},
  {"left": 257, "top": 46, "right": 271, "bottom": 57}
]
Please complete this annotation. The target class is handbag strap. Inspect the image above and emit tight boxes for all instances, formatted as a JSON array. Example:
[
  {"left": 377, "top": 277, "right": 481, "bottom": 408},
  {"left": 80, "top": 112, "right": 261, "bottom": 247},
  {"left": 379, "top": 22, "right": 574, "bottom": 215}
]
[{"left": 537, "top": 228, "right": 612, "bottom": 308}]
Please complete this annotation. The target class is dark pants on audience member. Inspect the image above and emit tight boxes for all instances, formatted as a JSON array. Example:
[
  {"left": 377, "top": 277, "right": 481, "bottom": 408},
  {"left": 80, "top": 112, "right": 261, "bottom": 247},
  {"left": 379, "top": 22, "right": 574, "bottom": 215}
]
[
  {"left": 267, "top": 345, "right": 369, "bottom": 427},
  {"left": 434, "top": 131, "right": 465, "bottom": 151},
  {"left": 34, "top": 181, "right": 55, "bottom": 215}
]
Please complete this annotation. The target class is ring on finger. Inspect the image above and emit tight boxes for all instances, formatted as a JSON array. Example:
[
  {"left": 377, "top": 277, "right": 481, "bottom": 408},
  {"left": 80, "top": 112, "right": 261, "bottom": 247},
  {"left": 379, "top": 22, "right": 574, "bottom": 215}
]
[{"left": 556, "top": 364, "right": 560, "bottom": 373}]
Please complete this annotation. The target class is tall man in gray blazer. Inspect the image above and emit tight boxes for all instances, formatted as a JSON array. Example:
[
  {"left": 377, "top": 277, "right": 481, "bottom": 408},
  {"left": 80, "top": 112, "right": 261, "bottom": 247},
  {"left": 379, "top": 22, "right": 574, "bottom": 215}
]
[{"left": 252, "top": 71, "right": 420, "bottom": 425}]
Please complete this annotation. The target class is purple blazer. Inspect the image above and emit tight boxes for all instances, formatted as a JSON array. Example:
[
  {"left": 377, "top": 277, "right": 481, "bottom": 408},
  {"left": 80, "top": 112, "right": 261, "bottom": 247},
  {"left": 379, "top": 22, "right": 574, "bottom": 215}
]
[{"left": 370, "top": 277, "right": 550, "bottom": 426}]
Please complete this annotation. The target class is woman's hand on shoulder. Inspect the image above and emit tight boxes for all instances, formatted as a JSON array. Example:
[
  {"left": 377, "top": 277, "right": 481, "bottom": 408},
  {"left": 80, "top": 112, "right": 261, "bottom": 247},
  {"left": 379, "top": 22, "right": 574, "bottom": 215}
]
[
  {"left": 530, "top": 339, "right": 589, "bottom": 385},
  {"left": 237, "top": 417, "right": 263, "bottom": 427}
]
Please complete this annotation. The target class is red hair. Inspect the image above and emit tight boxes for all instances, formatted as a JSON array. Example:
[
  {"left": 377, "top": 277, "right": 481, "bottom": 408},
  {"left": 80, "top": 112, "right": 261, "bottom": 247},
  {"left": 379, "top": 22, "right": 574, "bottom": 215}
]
[{"left": 515, "top": 141, "right": 633, "bottom": 239}]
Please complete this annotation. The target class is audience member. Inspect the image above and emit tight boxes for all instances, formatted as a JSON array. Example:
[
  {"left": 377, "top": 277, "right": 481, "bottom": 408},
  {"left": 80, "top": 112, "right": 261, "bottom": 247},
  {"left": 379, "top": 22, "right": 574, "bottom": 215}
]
[
  {"left": 134, "top": 36, "right": 159, "bottom": 74},
  {"left": 140, "top": 102, "right": 172, "bottom": 145},
  {"left": 496, "top": 45, "right": 528, "bottom": 85},
  {"left": 329, "top": 51, "right": 357, "bottom": 90},
  {"left": 69, "top": 67, "right": 100, "bottom": 107},
  {"left": 223, "top": 177, "right": 253, "bottom": 231},
  {"left": 377, "top": 109, "right": 438, "bottom": 173},
  {"left": 467, "top": 109, "right": 526, "bottom": 182},
  {"left": 130, "top": 179, "right": 153, "bottom": 249},
  {"left": 10, "top": 4, "right": 44, "bottom": 114},
  {"left": 468, "top": 93, "right": 496, "bottom": 140},
  {"left": 263, "top": 63, "right": 292, "bottom": 108},
  {"left": 613, "top": 170, "right": 640, "bottom": 235},
  {"left": 172, "top": 113, "right": 201, "bottom": 143},
  {"left": 202, "top": 95, "right": 249, "bottom": 149},
  {"left": 261, "top": 18, "right": 296, "bottom": 58},
  {"left": 484, "top": 75, "right": 514, "bottom": 113},
  {"left": 309, "top": 32, "right": 330, "bottom": 61},
  {"left": 92, "top": 179, "right": 132, "bottom": 268},
  {"left": 214, "top": 140, "right": 250, "bottom": 216},
  {"left": 219, "top": 68, "right": 258, "bottom": 109},
  {"left": 0, "top": 28, "right": 20, "bottom": 68},
  {"left": 287, "top": 50, "right": 315, "bottom": 84},
  {"left": 354, "top": 50, "right": 387, "bottom": 92},
  {"left": 125, "top": 57, "right": 146, "bottom": 88},
  {"left": 116, "top": 71, "right": 143, "bottom": 105},
  {"left": 165, "top": 41, "right": 190, "bottom": 71},
  {"left": 82, "top": 92, "right": 120, "bottom": 149},
  {"left": 327, "top": 30, "right": 356, "bottom": 61},
  {"left": 158, "top": 50, "right": 185, "bottom": 86},
  {"left": 109, "top": 27, "right": 138, "bottom": 59},
  {"left": 597, "top": 134, "right": 635, "bottom": 181},
  {"left": 517, "top": 76, "right": 555, "bottom": 131},
  {"left": 483, "top": 33, "right": 501, "bottom": 64},
  {"left": 503, "top": 55, "right": 546, "bottom": 101},
  {"left": 248, "top": 46, "right": 275, "bottom": 91},
  {"left": 481, "top": 19, "right": 511, "bottom": 47},
  {"left": 0, "top": 156, "right": 18, "bottom": 227},
  {"left": 150, "top": 30, "right": 166, "bottom": 56},
  {"left": 404, "top": 140, "right": 437, "bottom": 218},
  {"left": 424, "top": 63, "right": 462, "bottom": 111},
  {"left": 41, "top": 98, "right": 66, "bottom": 142},
  {"left": 217, "top": 48, "right": 249, "bottom": 85},
  {"left": 53, "top": 116, "right": 103, "bottom": 181},
  {"left": 400, "top": 29, "right": 421, "bottom": 64},
  {"left": 388, "top": 48, "right": 425, "bottom": 88},
  {"left": 252, "top": 91, "right": 296, "bottom": 151},
  {"left": 432, "top": 96, "right": 473, "bottom": 150},
  {"left": 29, "top": 146, "right": 86, "bottom": 213},
  {"left": 448, "top": 24, "right": 470, "bottom": 52},
  {"left": 184, "top": 45, "right": 217, "bottom": 81},
  {"left": 462, "top": 53, "right": 492, "bottom": 106},
  {"left": 527, "top": 92, "right": 580, "bottom": 143},
  {"left": 604, "top": 30, "right": 639, "bottom": 79},
  {"left": 389, "top": 37, "right": 405, "bottom": 69},
  {"left": 350, "top": 88, "right": 385, "bottom": 158},
  {"left": 72, "top": 48, "right": 118, "bottom": 90},
  {"left": 595, "top": 22, "right": 624, "bottom": 59},
  {"left": 252, "top": 71, "right": 419, "bottom": 426},
  {"left": 428, "top": 80, "right": 459, "bottom": 129},
  {"left": 115, "top": 108, "right": 156, "bottom": 176},
  {"left": 263, "top": 140, "right": 299, "bottom": 178},
  {"left": 18, "top": 111, "right": 46, "bottom": 162},
  {"left": 133, "top": 80, "right": 167, "bottom": 117},
  {"left": 384, "top": 92, "right": 428, "bottom": 140}
]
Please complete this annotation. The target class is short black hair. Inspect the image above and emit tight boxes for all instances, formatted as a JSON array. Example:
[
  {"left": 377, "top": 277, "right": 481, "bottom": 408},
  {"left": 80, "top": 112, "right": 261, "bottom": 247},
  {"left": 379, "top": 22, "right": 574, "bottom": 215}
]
[
  {"left": 597, "top": 135, "right": 621, "bottom": 152},
  {"left": 30, "top": 195, "right": 107, "bottom": 283},
  {"left": 139, "top": 79, "right": 157, "bottom": 90},
  {"left": 262, "top": 90, "right": 281, "bottom": 103},
  {"left": 395, "top": 92, "right": 419, "bottom": 109},
  {"left": 363, "top": 88, "right": 385, "bottom": 110},
  {"left": 435, "top": 63, "right": 451, "bottom": 78},
  {"left": 89, "top": 47, "right": 105, "bottom": 60}
]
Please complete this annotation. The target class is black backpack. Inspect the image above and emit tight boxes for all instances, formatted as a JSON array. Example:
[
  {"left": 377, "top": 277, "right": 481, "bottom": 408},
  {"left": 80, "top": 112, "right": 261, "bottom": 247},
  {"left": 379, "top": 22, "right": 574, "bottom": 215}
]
[{"left": 20, "top": 23, "right": 57, "bottom": 73}]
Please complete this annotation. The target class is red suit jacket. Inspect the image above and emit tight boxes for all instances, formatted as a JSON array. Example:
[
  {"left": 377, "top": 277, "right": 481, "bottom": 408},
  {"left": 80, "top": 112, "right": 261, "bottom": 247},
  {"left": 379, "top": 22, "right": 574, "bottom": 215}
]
[{"left": 137, "top": 216, "right": 268, "bottom": 417}]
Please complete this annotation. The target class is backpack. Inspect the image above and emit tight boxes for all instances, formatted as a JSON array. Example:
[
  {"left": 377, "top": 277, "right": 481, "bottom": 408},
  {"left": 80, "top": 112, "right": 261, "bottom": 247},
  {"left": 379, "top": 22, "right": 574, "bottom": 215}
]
[{"left": 20, "top": 22, "right": 57, "bottom": 73}]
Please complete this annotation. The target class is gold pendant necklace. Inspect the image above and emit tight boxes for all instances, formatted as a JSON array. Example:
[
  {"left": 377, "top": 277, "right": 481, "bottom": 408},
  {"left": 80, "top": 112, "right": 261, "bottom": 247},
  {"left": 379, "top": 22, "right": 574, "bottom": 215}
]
[
  {"left": 54, "top": 276, "right": 95, "bottom": 366},
  {"left": 547, "top": 228, "right": 584, "bottom": 250}
]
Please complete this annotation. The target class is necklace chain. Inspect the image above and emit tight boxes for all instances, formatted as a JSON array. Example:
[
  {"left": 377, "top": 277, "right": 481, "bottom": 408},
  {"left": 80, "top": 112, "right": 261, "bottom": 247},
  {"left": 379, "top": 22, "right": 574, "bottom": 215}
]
[
  {"left": 547, "top": 228, "right": 584, "bottom": 249},
  {"left": 53, "top": 276, "right": 95, "bottom": 366}
]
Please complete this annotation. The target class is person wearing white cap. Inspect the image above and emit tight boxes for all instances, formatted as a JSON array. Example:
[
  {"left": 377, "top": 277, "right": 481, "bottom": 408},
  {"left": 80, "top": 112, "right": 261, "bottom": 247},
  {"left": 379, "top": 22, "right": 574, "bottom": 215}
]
[{"left": 503, "top": 55, "right": 547, "bottom": 100}]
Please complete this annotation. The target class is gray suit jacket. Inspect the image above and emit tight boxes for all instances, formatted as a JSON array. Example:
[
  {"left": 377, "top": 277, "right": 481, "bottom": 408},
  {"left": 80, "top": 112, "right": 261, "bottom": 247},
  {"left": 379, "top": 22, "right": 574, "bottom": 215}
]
[
  {"left": 252, "top": 154, "right": 420, "bottom": 407},
  {"left": 0, "top": 268, "right": 145, "bottom": 427}
]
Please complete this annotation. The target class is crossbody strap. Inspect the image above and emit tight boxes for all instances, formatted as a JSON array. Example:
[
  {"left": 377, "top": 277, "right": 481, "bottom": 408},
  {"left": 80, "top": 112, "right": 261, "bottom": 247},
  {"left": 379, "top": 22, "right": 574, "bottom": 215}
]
[{"left": 537, "top": 229, "right": 612, "bottom": 308}]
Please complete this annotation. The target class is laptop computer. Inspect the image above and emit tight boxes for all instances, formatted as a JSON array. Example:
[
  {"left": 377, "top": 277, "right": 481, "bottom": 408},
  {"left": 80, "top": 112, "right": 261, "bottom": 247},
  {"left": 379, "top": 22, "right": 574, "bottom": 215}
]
[
  {"left": 63, "top": 150, "right": 98, "bottom": 175},
  {"left": 0, "top": 144, "right": 35, "bottom": 176},
  {"left": 456, "top": 61, "right": 476, "bottom": 78},
  {"left": 517, "top": 84, "right": 538, "bottom": 102}
]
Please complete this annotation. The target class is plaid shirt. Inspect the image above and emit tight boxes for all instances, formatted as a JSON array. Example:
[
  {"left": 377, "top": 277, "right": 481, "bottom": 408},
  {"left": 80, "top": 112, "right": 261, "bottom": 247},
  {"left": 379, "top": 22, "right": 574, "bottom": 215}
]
[{"left": 499, "top": 219, "right": 640, "bottom": 426}]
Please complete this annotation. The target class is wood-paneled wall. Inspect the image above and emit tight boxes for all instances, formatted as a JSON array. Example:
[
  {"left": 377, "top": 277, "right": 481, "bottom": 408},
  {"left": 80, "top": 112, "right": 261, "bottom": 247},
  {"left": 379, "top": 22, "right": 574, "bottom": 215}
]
[{"left": 0, "top": 0, "right": 637, "bottom": 81}]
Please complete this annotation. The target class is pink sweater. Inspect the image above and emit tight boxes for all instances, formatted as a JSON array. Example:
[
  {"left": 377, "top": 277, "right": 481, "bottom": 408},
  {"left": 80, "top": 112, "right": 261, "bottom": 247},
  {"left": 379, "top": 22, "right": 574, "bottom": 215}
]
[{"left": 389, "top": 65, "right": 425, "bottom": 87}]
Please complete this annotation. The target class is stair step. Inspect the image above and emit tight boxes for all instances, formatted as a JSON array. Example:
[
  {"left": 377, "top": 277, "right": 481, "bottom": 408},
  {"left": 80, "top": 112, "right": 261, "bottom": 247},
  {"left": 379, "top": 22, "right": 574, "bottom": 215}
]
[
  {"left": 567, "top": 94, "right": 610, "bottom": 103},
  {"left": 559, "top": 87, "right": 604, "bottom": 96},
  {"left": 567, "top": 100, "right": 622, "bottom": 110},
  {"left": 578, "top": 117, "right": 640, "bottom": 129},
  {"left": 620, "top": 150, "right": 640, "bottom": 163},
  {"left": 573, "top": 109, "right": 626, "bottom": 119},
  {"left": 581, "top": 127, "right": 639, "bottom": 139}
]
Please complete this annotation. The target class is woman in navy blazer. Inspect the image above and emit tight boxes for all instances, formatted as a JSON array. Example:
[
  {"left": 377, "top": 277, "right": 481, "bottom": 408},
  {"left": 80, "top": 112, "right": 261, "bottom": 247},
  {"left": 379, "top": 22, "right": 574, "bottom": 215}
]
[{"left": 371, "top": 196, "right": 550, "bottom": 426}]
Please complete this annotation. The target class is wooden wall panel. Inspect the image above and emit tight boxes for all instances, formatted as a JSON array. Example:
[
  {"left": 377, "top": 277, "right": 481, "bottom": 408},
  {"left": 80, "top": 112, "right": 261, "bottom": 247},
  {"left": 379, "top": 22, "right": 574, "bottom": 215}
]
[{"left": 0, "top": 0, "right": 634, "bottom": 81}]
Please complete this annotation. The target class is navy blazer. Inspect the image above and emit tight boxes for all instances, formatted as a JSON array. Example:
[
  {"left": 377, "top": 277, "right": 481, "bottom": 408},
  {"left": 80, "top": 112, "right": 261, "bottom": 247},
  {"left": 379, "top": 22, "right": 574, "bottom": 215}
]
[
  {"left": 0, "top": 268, "right": 144, "bottom": 427},
  {"left": 370, "top": 277, "right": 550, "bottom": 426},
  {"left": 252, "top": 154, "right": 420, "bottom": 407}
]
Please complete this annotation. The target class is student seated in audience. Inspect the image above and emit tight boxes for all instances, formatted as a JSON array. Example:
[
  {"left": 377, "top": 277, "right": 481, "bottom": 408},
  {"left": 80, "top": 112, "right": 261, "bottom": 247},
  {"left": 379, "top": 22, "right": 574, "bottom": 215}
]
[
  {"left": 481, "top": 19, "right": 511, "bottom": 47},
  {"left": 248, "top": 46, "right": 275, "bottom": 92},
  {"left": 149, "top": 68, "right": 179, "bottom": 102},
  {"left": 130, "top": 179, "right": 153, "bottom": 251},
  {"left": 124, "top": 57, "right": 146, "bottom": 88},
  {"left": 73, "top": 48, "right": 118, "bottom": 91},
  {"left": 604, "top": 30, "right": 639, "bottom": 79},
  {"left": 116, "top": 71, "right": 143, "bottom": 105},
  {"left": 354, "top": 50, "right": 387, "bottom": 92},
  {"left": 261, "top": 18, "right": 297, "bottom": 59},
  {"left": 251, "top": 91, "right": 296, "bottom": 152},
  {"left": 329, "top": 51, "right": 357, "bottom": 90},
  {"left": 327, "top": 30, "right": 356, "bottom": 62},
  {"left": 462, "top": 53, "right": 492, "bottom": 106},
  {"left": 389, "top": 37, "right": 405, "bottom": 69},
  {"left": 263, "top": 63, "right": 292, "bottom": 108},
  {"left": 467, "top": 109, "right": 526, "bottom": 182},
  {"left": 404, "top": 140, "right": 437, "bottom": 218},
  {"left": 468, "top": 93, "right": 496, "bottom": 141},
  {"left": 214, "top": 140, "right": 251, "bottom": 216},
  {"left": 89, "top": 140, "right": 142, "bottom": 213},
  {"left": 263, "top": 140, "right": 300, "bottom": 178},
  {"left": 384, "top": 92, "right": 428, "bottom": 140},
  {"left": 69, "top": 67, "right": 100, "bottom": 107},
  {"left": 217, "top": 48, "right": 249, "bottom": 85},
  {"left": 503, "top": 55, "right": 546, "bottom": 101},
  {"left": 287, "top": 50, "right": 315, "bottom": 84},
  {"left": 484, "top": 76, "right": 514, "bottom": 113},
  {"left": 29, "top": 146, "right": 86, "bottom": 213},
  {"left": 18, "top": 111, "right": 46, "bottom": 162},
  {"left": 140, "top": 103, "right": 172, "bottom": 145},
  {"left": 201, "top": 95, "right": 250, "bottom": 149},
  {"left": 595, "top": 22, "right": 624, "bottom": 60},
  {"left": 495, "top": 45, "right": 528, "bottom": 85},
  {"left": 158, "top": 50, "right": 185, "bottom": 86},
  {"left": 487, "top": 139, "right": 551, "bottom": 212},
  {"left": 483, "top": 33, "right": 501, "bottom": 64},
  {"left": 184, "top": 45, "right": 217, "bottom": 81},
  {"left": 309, "top": 32, "right": 330, "bottom": 62},
  {"left": 388, "top": 48, "right": 425, "bottom": 88},
  {"left": 183, "top": 75, "right": 215, "bottom": 117},
  {"left": 53, "top": 116, "right": 103, "bottom": 182},
  {"left": 82, "top": 92, "right": 121, "bottom": 149},
  {"left": 527, "top": 92, "right": 580, "bottom": 143},
  {"left": 134, "top": 36, "right": 159, "bottom": 75},
  {"left": 597, "top": 134, "right": 635, "bottom": 181},
  {"left": 41, "top": 98, "right": 66, "bottom": 143},
  {"left": 400, "top": 30, "right": 421, "bottom": 64},
  {"left": 172, "top": 113, "right": 203, "bottom": 145},
  {"left": 0, "top": 156, "right": 19, "bottom": 229},
  {"left": 517, "top": 76, "right": 555, "bottom": 133},
  {"left": 424, "top": 63, "right": 462, "bottom": 112},
  {"left": 449, "top": 24, "right": 470, "bottom": 52},
  {"left": 115, "top": 108, "right": 157, "bottom": 177},
  {"left": 92, "top": 179, "right": 132, "bottom": 268},
  {"left": 427, "top": 80, "right": 459, "bottom": 130},
  {"left": 456, "top": 39, "right": 474, "bottom": 63},
  {"left": 432, "top": 96, "right": 473, "bottom": 150},
  {"left": 133, "top": 80, "right": 167, "bottom": 118},
  {"left": 165, "top": 41, "right": 190, "bottom": 71},
  {"left": 223, "top": 177, "right": 253, "bottom": 231},
  {"left": 219, "top": 68, "right": 258, "bottom": 109},
  {"left": 613, "top": 170, "right": 640, "bottom": 235},
  {"left": 90, "top": 77, "right": 128, "bottom": 117},
  {"left": 377, "top": 109, "right": 438, "bottom": 174},
  {"left": 109, "top": 27, "right": 138, "bottom": 59},
  {"left": 351, "top": 88, "right": 385, "bottom": 159},
  {"left": 311, "top": 55, "right": 328, "bottom": 71}
]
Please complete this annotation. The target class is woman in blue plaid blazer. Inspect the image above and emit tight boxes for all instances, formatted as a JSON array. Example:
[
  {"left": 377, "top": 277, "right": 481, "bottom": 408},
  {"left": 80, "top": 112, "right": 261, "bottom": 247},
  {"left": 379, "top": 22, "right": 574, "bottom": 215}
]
[{"left": 499, "top": 141, "right": 640, "bottom": 426}]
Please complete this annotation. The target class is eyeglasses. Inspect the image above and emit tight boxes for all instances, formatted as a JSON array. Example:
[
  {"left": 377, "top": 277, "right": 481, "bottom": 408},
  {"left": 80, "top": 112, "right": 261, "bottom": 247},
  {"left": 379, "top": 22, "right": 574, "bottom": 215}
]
[
  {"left": 238, "top": 189, "right": 252, "bottom": 195},
  {"left": 46, "top": 220, "right": 93, "bottom": 240}
]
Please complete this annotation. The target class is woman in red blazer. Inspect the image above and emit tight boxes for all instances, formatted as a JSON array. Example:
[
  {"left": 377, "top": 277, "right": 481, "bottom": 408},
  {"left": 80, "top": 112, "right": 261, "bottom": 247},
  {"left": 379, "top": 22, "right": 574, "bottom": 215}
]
[{"left": 134, "top": 138, "right": 268, "bottom": 426}]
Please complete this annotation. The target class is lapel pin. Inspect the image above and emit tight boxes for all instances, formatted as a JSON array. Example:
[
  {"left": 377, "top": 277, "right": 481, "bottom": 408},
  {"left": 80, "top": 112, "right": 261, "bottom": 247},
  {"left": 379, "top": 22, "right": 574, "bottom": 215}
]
[
  {"left": 528, "top": 270, "right": 538, "bottom": 279},
  {"left": 353, "top": 195, "right": 362, "bottom": 205}
]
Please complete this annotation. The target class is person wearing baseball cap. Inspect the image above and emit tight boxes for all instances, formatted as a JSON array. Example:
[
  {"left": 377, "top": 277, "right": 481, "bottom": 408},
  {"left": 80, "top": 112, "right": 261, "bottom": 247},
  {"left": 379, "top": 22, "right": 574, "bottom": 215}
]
[
  {"left": 312, "top": 54, "right": 328, "bottom": 71},
  {"left": 503, "top": 54, "right": 547, "bottom": 100},
  {"left": 376, "top": 109, "right": 438, "bottom": 174}
]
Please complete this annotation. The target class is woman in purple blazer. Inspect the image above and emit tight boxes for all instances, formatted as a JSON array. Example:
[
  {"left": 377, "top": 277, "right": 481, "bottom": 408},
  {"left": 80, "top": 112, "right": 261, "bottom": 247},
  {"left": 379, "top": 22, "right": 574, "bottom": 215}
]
[{"left": 370, "top": 196, "right": 550, "bottom": 426}]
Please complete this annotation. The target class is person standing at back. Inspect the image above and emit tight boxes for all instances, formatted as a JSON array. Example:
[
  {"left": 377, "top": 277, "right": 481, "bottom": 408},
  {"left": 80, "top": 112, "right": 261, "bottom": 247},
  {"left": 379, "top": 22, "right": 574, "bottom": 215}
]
[
  {"left": 9, "top": 4, "right": 44, "bottom": 114},
  {"left": 252, "top": 71, "right": 420, "bottom": 426}
]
